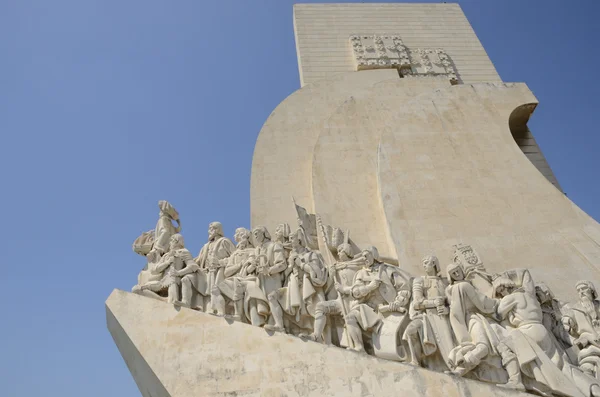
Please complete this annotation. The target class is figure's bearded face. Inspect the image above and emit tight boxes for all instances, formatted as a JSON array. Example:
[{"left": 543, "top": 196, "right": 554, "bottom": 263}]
[
  {"left": 578, "top": 284, "right": 594, "bottom": 302},
  {"left": 208, "top": 225, "right": 219, "bottom": 240}
]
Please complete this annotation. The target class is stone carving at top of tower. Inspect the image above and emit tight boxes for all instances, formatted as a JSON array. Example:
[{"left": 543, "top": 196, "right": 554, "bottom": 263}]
[
  {"left": 128, "top": 200, "right": 600, "bottom": 397},
  {"left": 349, "top": 34, "right": 458, "bottom": 84}
]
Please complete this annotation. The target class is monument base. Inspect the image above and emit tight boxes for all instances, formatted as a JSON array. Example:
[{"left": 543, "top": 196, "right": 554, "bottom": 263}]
[{"left": 106, "top": 289, "right": 530, "bottom": 397}]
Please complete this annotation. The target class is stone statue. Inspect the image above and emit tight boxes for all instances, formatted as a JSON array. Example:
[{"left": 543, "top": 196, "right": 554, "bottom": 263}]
[
  {"left": 302, "top": 242, "right": 365, "bottom": 345},
  {"left": 223, "top": 228, "right": 271, "bottom": 326},
  {"left": 535, "top": 283, "right": 573, "bottom": 351},
  {"left": 444, "top": 263, "right": 500, "bottom": 379},
  {"left": 132, "top": 200, "right": 181, "bottom": 257},
  {"left": 403, "top": 255, "right": 454, "bottom": 369},
  {"left": 153, "top": 201, "right": 181, "bottom": 255},
  {"left": 572, "top": 281, "right": 600, "bottom": 332},
  {"left": 250, "top": 226, "right": 287, "bottom": 326},
  {"left": 132, "top": 234, "right": 197, "bottom": 304},
  {"left": 126, "top": 204, "right": 600, "bottom": 396},
  {"left": 565, "top": 281, "right": 600, "bottom": 379},
  {"left": 180, "top": 222, "right": 235, "bottom": 311},
  {"left": 332, "top": 247, "right": 411, "bottom": 352},
  {"left": 266, "top": 227, "right": 327, "bottom": 333},
  {"left": 273, "top": 223, "right": 292, "bottom": 254},
  {"left": 491, "top": 273, "right": 597, "bottom": 397},
  {"left": 210, "top": 227, "right": 255, "bottom": 318}
]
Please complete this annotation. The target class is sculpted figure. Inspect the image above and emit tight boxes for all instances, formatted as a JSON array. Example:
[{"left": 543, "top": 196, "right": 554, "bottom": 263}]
[
  {"left": 535, "top": 283, "right": 573, "bottom": 350},
  {"left": 265, "top": 228, "right": 327, "bottom": 333},
  {"left": 565, "top": 281, "right": 600, "bottom": 379},
  {"left": 445, "top": 263, "right": 500, "bottom": 378},
  {"left": 492, "top": 274, "right": 599, "bottom": 397},
  {"left": 403, "top": 255, "right": 454, "bottom": 369},
  {"left": 152, "top": 201, "right": 181, "bottom": 255},
  {"left": 324, "top": 242, "right": 363, "bottom": 300},
  {"left": 220, "top": 228, "right": 271, "bottom": 326},
  {"left": 330, "top": 247, "right": 411, "bottom": 353},
  {"left": 302, "top": 242, "right": 364, "bottom": 345},
  {"left": 274, "top": 223, "right": 292, "bottom": 254},
  {"left": 133, "top": 234, "right": 198, "bottom": 304},
  {"left": 180, "top": 222, "right": 234, "bottom": 310},
  {"left": 210, "top": 228, "right": 255, "bottom": 318},
  {"left": 132, "top": 200, "right": 180, "bottom": 258},
  {"left": 250, "top": 226, "right": 287, "bottom": 326},
  {"left": 572, "top": 281, "right": 600, "bottom": 332}
]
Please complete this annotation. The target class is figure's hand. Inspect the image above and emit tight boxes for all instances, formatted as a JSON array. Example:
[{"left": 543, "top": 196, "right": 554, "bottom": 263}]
[
  {"left": 437, "top": 305, "right": 448, "bottom": 316},
  {"left": 260, "top": 266, "right": 271, "bottom": 276},
  {"left": 369, "top": 278, "right": 382, "bottom": 289},
  {"left": 334, "top": 282, "right": 346, "bottom": 295}
]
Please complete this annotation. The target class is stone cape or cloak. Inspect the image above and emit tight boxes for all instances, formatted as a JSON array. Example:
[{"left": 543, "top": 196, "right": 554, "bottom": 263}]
[
  {"left": 350, "top": 262, "right": 411, "bottom": 332},
  {"left": 156, "top": 248, "right": 194, "bottom": 289},
  {"left": 133, "top": 248, "right": 195, "bottom": 302},
  {"left": 565, "top": 304, "right": 600, "bottom": 376},
  {"left": 277, "top": 250, "right": 327, "bottom": 329},
  {"left": 214, "top": 248, "right": 270, "bottom": 324},
  {"left": 153, "top": 214, "right": 178, "bottom": 254},
  {"left": 445, "top": 279, "right": 507, "bottom": 383},
  {"left": 253, "top": 240, "right": 287, "bottom": 298},
  {"left": 500, "top": 324, "right": 587, "bottom": 397},
  {"left": 193, "top": 236, "right": 235, "bottom": 296},
  {"left": 403, "top": 276, "right": 456, "bottom": 367},
  {"left": 446, "top": 280, "right": 497, "bottom": 344}
]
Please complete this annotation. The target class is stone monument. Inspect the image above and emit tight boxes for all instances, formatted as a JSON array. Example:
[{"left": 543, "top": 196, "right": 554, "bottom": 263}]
[{"left": 107, "top": 3, "right": 600, "bottom": 397}]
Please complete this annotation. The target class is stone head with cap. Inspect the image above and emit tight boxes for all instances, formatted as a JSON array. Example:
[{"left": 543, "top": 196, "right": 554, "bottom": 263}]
[
  {"left": 337, "top": 243, "right": 353, "bottom": 261},
  {"left": 274, "top": 223, "right": 291, "bottom": 243},
  {"left": 422, "top": 255, "right": 440, "bottom": 276},
  {"left": 360, "top": 246, "right": 379, "bottom": 267},
  {"left": 169, "top": 233, "right": 185, "bottom": 251},
  {"left": 492, "top": 276, "right": 517, "bottom": 298},
  {"left": 576, "top": 280, "right": 597, "bottom": 301},
  {"left": 446, "top": 263, "right": 465, "bottom": 284},
  {"left": 252, "top": 225, "right": 271, "bottom": 245}
]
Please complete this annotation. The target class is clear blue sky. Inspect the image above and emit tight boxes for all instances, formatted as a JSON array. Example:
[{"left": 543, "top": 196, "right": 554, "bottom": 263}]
[{"left": 1, "top": 1, "right": 598, "bottom": 395}]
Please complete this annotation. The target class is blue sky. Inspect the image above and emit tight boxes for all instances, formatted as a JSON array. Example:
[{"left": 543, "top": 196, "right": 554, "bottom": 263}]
[{"left": 1, "top": 1, "right": 598, "bottom": 396}]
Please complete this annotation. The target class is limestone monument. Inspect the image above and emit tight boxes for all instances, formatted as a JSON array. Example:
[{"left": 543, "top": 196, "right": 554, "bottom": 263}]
[{"left": 107, "top": 3, "right": 600, "bottom": 397}]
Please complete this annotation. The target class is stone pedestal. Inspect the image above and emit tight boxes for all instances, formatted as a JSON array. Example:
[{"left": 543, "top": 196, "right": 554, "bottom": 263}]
[{"left": 106, "top": 289, "right": 530, "bottom": 397}]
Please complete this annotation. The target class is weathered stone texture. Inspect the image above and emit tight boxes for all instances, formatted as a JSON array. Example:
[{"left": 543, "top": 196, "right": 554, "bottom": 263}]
[{"left": 107, "top": 289, "right": 532, "bottom": 397}]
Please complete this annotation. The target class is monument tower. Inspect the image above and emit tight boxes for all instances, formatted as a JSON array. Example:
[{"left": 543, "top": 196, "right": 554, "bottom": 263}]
[{"left": 108, "top": 4, "right": 600, "bottom": 397}]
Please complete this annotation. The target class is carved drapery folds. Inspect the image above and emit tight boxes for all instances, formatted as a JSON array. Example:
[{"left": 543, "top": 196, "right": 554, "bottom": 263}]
[
  {"left": 129, "top": 200, "right": 600, "bottom": 397},
  {"left": 349, "top": 34, "right": 458, "bottom": 84}
]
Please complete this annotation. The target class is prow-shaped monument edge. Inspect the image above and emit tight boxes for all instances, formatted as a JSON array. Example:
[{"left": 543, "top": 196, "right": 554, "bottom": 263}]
[{"left": 106, "top": 289, "right": 531, "bottom": 397}]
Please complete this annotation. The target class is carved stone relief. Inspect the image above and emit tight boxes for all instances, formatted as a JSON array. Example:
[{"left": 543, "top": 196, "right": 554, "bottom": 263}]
[
  {"left": 350, "top": 34, "right": 458, "bottom": 84},
  {"left": 129, "top": 200, "right": 600, "bottom": 397}
]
